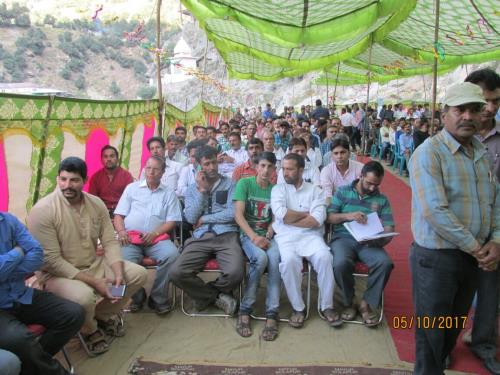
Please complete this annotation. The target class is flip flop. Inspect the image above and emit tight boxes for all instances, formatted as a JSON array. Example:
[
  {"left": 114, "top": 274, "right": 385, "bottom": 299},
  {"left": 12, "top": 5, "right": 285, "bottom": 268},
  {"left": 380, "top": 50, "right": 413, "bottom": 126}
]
[
  {"left": 341, "top": 305, "right": 357, "bottom": 321},
  {"left": 261, "top": 319, "right": 279, "bottom": 341},
  {"left": 358, "top": 304, "right": 380, "bottom": 327},
  {"left": 236, "top": 314, "right": 252, "bottom": 338},
  {"left": 288, "top": 310, "right": 305, "bottom": 328},
  {"left": 322, "top": 308, "right": 344, "bottom": 328}
]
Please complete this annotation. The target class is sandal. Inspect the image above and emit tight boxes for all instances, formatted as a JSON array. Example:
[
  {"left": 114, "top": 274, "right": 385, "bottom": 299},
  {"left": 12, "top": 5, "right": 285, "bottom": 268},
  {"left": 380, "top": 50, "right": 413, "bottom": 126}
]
[
  {"left": 288, "top": 310, "right": 305, "bottom": 329},
  {"left": 97, "top": 316, "right": 126, "bottom": 337},
  {"left": 236, "top": 314, "right": 252, "bottom": 338},
  {"left": 322, "top": 308, "right": 344, "bottom": 328},
  {"left": 81, "top": 328, "right": 110, "bottom": 355},
  {"left": 261, "top": 318, "right": 279, "bottom": 341},
  {"left": 341, "top": 304, "right": 357, "bottom": 321},
  {"left": 358, "top": 303, "right": 380, "bottom": 327}
]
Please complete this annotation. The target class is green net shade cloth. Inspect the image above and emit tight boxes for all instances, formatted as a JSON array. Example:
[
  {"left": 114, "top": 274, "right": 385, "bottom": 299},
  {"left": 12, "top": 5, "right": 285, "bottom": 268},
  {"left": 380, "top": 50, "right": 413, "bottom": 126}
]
[{"left": 182, "top": 0, "right": 500, "bottom": 82}]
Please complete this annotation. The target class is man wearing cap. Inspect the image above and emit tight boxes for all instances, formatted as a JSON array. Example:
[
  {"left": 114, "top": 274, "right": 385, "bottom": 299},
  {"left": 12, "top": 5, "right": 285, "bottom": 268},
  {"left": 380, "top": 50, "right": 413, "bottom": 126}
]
[{"left": 409, "top": 82, "right": 500, "bottom": 375}]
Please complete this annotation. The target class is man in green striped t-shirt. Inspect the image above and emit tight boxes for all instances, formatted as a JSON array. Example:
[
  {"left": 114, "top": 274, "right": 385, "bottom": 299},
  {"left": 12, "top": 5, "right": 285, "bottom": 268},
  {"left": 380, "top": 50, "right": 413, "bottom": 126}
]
[{"left": 327, "top": 161, "right": 395, "bottom": 327}]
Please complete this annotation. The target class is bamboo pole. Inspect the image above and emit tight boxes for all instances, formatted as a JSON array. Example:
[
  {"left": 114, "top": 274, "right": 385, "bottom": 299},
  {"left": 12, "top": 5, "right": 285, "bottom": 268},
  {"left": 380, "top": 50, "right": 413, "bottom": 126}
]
[
  {"left": 430, "top": 0, "right": 440, "bottom": 134},
  {"left": 325, "top": 70, "right": 329, "bottom": 109},
  {"left": 332, "top": 62, "right": 340, "bottom": 106},
  {"left": 156, "top": 0, "right": 164, "bottom": 137},
  {"left": 200, "top": 37, "right": 209, "bottom": 101},
  {"left": 362, "top": 39, "right": 373, "bottom": 154}
]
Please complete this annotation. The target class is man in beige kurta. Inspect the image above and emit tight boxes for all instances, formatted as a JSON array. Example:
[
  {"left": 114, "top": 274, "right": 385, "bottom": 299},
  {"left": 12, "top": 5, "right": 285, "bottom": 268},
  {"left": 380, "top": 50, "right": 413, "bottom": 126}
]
[{"left": 27, "top": 157, "right": 147, "bottom": 342}]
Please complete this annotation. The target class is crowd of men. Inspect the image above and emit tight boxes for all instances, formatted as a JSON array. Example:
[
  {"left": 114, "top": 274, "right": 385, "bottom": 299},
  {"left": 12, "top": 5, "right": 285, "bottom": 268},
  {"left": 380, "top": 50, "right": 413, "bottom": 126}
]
[{"left": 0, "top": 68, "right": 499, "bottom": 375}]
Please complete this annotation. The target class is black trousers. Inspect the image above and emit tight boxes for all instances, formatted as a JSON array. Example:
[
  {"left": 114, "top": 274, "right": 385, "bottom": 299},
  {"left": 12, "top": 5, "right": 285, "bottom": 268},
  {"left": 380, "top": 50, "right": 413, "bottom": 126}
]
[
  {"left": 409, "top": 243, "right": 478, "bottom": 375},
  {"left": 0, "top": 289, "right": 85, "bottom": 375}
]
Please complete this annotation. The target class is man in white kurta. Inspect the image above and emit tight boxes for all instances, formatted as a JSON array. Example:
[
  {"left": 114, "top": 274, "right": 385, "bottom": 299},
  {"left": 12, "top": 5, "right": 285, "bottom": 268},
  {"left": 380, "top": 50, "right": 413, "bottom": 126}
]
[{"left": 271, "top": 153, "right": 340, "bottom": 327}]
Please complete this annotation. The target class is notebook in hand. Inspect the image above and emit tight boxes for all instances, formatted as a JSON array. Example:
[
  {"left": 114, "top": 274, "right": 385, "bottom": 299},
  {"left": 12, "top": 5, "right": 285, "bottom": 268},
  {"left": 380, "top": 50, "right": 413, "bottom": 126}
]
[{"left": 343, "top": 212, "right": 399, "bottom": 242}]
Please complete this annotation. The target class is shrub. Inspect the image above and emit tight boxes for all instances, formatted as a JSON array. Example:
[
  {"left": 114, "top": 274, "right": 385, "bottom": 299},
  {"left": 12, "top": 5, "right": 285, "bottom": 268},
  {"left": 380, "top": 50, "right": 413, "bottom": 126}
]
[
  {"left": 14, "top": 13, "right": 31, "bottom": 27},
  {"left": 60, "top": 66, "right": 71, "bottom": 80},
  {"left": 43, "top": 14, "right": 56, "bottom": 26},
  {"left": 110, "top": 81, "right": 121, "bottom": 97},
  {"left": 137, "top": 86, "right": 156, "bottom": 100},
  {"left": 74, "top": 75, "right": 86, "bottom": 90},
  {"left": 67, "top": 58, "right": 85, "bottom": 73}
]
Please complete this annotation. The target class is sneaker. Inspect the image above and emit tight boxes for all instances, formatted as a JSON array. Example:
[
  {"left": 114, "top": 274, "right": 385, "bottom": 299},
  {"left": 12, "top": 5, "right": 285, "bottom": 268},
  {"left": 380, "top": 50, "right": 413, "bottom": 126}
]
[
  {"left": 129, "top": 288, "right": 146, "bottom": 313},
  {"left": 147, "top": 297, "right": 172, "bottom": 315},
  {"left": 215, "top": 293, "right": 237, "bottom": 316}
]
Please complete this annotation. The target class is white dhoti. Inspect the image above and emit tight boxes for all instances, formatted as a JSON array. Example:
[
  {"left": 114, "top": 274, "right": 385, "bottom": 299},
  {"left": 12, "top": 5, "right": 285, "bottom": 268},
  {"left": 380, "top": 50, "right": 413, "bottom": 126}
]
[{"left": 275, "top": 234, "right": 334, "bottom": 311}]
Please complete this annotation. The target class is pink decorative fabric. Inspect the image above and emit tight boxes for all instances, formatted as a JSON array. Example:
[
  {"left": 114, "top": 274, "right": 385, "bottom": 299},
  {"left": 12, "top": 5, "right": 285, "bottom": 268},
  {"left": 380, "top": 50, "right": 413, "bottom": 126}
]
[
  {"left": 0, "top": 138, "right": 8, "bottom": 210},
  {"left": 140, "top": 117, "right": 156, "bottom": 173},
  {"left": 83, "top": 128, "right": 109, "bottom": 192}
]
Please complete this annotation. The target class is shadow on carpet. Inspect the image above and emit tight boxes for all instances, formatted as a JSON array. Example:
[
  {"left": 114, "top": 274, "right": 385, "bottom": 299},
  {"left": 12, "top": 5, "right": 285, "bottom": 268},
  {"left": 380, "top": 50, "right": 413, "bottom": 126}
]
[{"left": 128, "top": 359, "right": 413, "bottom": 375}]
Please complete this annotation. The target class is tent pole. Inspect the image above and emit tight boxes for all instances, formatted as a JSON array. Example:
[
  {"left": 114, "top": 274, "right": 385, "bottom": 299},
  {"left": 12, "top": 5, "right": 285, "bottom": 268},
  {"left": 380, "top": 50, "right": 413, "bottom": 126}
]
[
  {"left": 156, "top": 0, "right": 164, "bottom": 137},
  {"left": 332, "top": 62, "right": 340, "bottom": 107},
  {"left": 362, "top": 38, "right": 373, "bottom": 155},
  {"left": 430, "top": 0, "right": 440, "bottom": 134},
  {"left": 200, "top": 37, "right": 209, "bottom": 102},
  {"left": 325, "top": 70, "right": 329, "bottom": 109}
]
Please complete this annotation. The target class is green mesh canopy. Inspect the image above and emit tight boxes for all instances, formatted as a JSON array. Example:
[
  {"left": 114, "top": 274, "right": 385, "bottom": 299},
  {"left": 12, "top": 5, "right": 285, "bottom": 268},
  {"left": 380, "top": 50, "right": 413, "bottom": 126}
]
[
  {"left": 181, "top": 0, "right": 417, "bottom": 80},
  {"left": 182, "top": 0, "right": 500, "bottom": 82}
]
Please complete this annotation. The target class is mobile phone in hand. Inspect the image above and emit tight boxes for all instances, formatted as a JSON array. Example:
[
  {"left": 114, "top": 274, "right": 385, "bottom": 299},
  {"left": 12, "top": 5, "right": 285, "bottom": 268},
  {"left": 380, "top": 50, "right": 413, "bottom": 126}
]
[{"left": 107, "top": 284, "right": 127, "bottom": 298}]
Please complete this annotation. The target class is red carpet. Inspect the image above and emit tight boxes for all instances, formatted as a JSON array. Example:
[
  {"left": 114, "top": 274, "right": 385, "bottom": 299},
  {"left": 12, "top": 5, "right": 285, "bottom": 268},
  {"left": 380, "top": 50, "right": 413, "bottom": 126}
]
[{"left": 359, "top": 156, "right": 495, "bottom": 375}]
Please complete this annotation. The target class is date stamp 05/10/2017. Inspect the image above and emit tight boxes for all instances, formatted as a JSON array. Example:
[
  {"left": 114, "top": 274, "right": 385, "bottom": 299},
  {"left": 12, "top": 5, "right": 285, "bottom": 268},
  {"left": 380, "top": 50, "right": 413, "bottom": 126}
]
[{"left": 392, "top": 316, "right": 468, "bottom": 330}]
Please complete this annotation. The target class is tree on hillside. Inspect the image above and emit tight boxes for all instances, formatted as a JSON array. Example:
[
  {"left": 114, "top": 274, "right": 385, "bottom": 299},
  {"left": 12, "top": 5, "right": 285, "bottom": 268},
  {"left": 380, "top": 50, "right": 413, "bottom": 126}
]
[
  {"left": 110, "top": 81, "right": 121, "bottom": 97},
  {"left": 137, "top": 86, "right": 156, "bottom": 100},
  {"left": 75, "top": 76, "right": 86, "bottom": 90},
  {"left": 14, "top": 14, "right": 31, "bottom": 27},
  {"left": 43, "top": 14, "right": 56, "bottom": 26}
]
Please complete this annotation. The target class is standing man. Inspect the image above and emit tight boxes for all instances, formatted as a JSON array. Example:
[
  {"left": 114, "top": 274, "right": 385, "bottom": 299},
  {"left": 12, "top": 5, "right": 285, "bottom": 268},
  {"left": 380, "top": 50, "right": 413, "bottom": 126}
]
[
  {"left": 217, "top": 122, "right": 231, "bottom": 152},
  {"left": 114, "top": 156, "right": 182, "bottom": 315},
  {"left": 327, "top": 161, "right": 394, "bottom": 326},
  {"left": 88, "top": 145, "right": 133, "bottom": 218},
  {"left": 409, "top": 82, "right": 500, "bottom": 375},
  {"left": 170, "top": 145, "right": 244, "bottom": 315},
  {"left": 271, "top": 153, "right": 339, "bottom": 328},
  {"left": 174, "top": 126, "right": 188, "bottom": 158},
  {"left": 311, "top": 99, "right": 330, "bottom": 121},
  {"left": 27, "top": 157, "right": 147, "bottom": 355},
  {"left": 234, "top": 152, "right": 281, "bottom": 341},
  {"left": 0, "top": 212, "right": 85, "bottom": 374},
  {"left": 320, "top": 138, "right": 364, "bottom": 200},
  {"left": 462, "top": 68, "right": 500, "bottom": 374},
  {"left": 398, "top": 122, "right": 414, "bottom": 174}
]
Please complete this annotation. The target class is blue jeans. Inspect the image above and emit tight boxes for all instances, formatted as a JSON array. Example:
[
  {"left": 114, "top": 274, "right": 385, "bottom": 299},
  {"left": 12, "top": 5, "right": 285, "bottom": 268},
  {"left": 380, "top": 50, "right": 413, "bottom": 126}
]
[
  {"left": 239, "top": 234, "right": 281, "bottom": 318},
  {"left": 0, "top": 350, "right": 20, "bottom": 375},
  {"left": 122, "top": 240, "right": 179, "bottom": 305}
]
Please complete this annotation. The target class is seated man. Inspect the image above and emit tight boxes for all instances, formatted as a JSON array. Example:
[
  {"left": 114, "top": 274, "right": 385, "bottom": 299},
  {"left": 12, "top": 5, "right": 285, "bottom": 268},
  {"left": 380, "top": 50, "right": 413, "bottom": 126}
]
[
  {"left": 277, "top": 137, "right": 320, "bottom": 187},
  {"left": 234, "top": 152, "right": 280, "bottom": 341},
  {"left": 140, "top": 136, "right": 183, "bottom": 191},
  {"left": 88, "top": 145, "right": 133, "bottom": 218},
  {"left": 170, "top": 145, "right": 244, "bottom": 315},
  {"left": 176, "top": 140, "right": 202, "bottom": 198},
  {"left": 232, "top": 138, "right": 277, "bottom": 183},
  {"left": 320, "top": 138, "right": 364, "bottom": 201},
  {"left": 327, "top": 161, "right": 394, "bottom": 327},
  {"left": 27, "top": 157, "right": 147, "bottom": 355},
  {"left": 0, "top": 211, "right": 84, "bottom": 375},
  {"left": 218, "top": 132, "right": 248, "bottom": 178},
  {"left": 114, "top": 155, "right": 182, "bottom": 315},
  {"left": 271, "top": 153, "right": 339, "bottom": 328}
]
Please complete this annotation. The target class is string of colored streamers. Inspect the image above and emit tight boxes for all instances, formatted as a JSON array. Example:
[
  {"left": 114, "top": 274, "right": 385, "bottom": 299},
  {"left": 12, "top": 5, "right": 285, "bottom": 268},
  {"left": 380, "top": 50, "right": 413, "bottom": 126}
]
[
  {"left": 92, "top": 5, "right": 103, "bottom": 21},
  {"left": 445, "top": 33, "right": 464, "bottom": 46},
  {"left": 432, "top": 42, "right": 445, "bottom": 61},
  {"left": 124, "top": 21, "right": 146, "bottom": 42},
  {"left": 174, "top": 64, "right": 233, "bottom": 93}
]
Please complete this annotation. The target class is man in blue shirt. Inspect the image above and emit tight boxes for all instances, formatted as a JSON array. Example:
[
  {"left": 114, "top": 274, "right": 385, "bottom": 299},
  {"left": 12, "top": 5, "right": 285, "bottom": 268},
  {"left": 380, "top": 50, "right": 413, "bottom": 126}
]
[
  {"left": 0, "top": 212, "right": 84, "bottom": 375},
  {"left": 170, "top": 145, "right": 244, "bottom": 315}
]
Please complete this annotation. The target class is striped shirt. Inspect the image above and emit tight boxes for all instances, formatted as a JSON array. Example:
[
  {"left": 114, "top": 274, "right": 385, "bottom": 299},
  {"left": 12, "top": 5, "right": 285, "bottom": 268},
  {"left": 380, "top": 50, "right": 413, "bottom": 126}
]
[
  {"left": 409, "top": 129, "right": 500, "bottom": 253},
  {"left": 327, "top": 180, "right": 394, "bottom": 237}
]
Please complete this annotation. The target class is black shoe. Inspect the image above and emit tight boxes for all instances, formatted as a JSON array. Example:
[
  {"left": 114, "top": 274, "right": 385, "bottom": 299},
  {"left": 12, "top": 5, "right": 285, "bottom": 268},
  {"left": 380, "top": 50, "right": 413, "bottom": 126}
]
[
  {"left": 444, "top": 354, "right": 452, "bottom": 369},
  {"left": 129, "top": 288, "right": 146, "bottom": 313},
  {"left": 482, "top": 357, "right": 500, "bottom": 375},
  {"left": 147, "top": 297, "right": 172, "bottom": 315}
]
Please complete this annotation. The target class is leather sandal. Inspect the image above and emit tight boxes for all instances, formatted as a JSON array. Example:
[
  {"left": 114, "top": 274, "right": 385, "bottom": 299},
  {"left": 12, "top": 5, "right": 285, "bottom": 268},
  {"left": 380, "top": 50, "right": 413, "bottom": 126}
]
[
  {"left": 81, "top": 328, "right": 110, "bottom": 355},
  {"left": 97, "top": 316, "right": 125, "bottom": 337},
  {"left": 236, "top": 314, "right": 252, "bottom": 338},
  {"left": 323, "top": 308, "right": 344, "bottom": 327},
  {"left": 288, "top": 310, "right": 305, "bottom": 328},
  {"left": 261, "top": 318, "right": 279, "bottom": 341}
]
